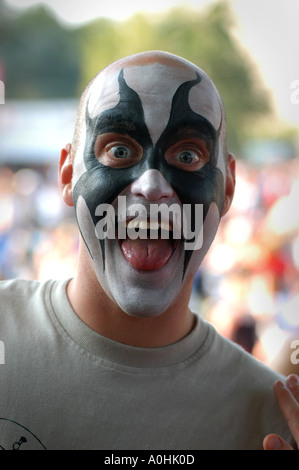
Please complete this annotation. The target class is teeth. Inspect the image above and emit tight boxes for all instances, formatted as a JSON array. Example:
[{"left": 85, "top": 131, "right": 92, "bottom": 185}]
[
  {"left": 126, "top": 220, "right": 172, "bottom": 231},
  {"left": 160, "top": 222, "right": 172, "bottom": 231}
]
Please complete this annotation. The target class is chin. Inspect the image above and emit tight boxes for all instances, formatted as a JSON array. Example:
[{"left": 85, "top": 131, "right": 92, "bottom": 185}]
[
  {"left": 100, "top": 271, "right": 183, "bottom": 319},
  {"left": 114, "top": 294, "right": 174, "bottom": 319}
]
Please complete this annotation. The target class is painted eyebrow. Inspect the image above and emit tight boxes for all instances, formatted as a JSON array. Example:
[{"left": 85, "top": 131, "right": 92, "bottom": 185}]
[
  {"left": 161, "top": 121, "right": 216, "bottom": 153},
  {"left": 93, "top": 114, "right": 139, "bottom": 135},
  {"left": 174, "top": 122, "right": 215, "bottom": 139}
]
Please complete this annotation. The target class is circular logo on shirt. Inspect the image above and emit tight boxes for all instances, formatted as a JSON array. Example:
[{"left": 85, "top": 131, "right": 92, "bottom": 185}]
[{"left": 0, "top": 418, "right": 46, "bottom": 450}]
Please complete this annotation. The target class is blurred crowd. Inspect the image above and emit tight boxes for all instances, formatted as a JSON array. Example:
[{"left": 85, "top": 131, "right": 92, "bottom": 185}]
[
  {"left": 0, "top": 156, "right": 299, "bottom": 375},
  {"left": 0, "top": 164, "right": 78, "bottom": 281},
  {"left": 191, "top": 156, "right": 299, "bottom": 375}
]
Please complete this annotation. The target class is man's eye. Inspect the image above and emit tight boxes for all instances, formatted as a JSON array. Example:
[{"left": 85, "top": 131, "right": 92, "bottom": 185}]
[
  {"left": 108, "top": 145, "right": 132, "bottom": 159},
  {"left": 94, "top": 133, "right": 143, "bottom": 168},
  {"left": 176, "top": 150, "right": 200, "bottom": 164},
  {"left": 165, "top": 147, "right": 207, "bottom": 172},
  {"left": 165, "top": 137, "right": 210, "bottom": 172}
]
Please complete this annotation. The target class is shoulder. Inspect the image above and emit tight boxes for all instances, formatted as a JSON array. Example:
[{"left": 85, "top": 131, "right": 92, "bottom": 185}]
[
  {"left": 202, "top": 317, "right": 283, "bottom": 384},
  {"left": 0, "top": 277, "right": 42, "bottom": 292},
  {"left": 0, "top": 278, "right": 44, "bottom": 305},
  {"left": 0, "top": 278, "right": 70, "bottom": 351},
  {"left": 202, "top": 320, "right": 293, "bottom": 441},
  {"left": 0, "top": 278, "right": 56, "bottom": 323}
]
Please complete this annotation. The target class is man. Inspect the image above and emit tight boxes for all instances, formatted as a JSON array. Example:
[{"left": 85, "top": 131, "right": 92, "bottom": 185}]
[{"left": 0, "top": 51, "right": 298, "bottom": 450}]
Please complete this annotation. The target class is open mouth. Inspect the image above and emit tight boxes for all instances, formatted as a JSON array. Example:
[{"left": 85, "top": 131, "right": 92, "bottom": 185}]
[{"left": 117, "top": 218, "right": 182, "bottom": 271}]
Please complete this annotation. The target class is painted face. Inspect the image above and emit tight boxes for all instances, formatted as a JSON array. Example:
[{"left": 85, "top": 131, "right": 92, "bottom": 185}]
[{"left": 72, "top": 56, "right": 226, "bottom": 317}]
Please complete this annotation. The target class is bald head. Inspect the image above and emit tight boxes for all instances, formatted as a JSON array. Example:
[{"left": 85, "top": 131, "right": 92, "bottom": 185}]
[
  {"left": 66, "top": 51, "right": 234, "bottom": 317},
  {"left": 72, "top": 51, "right": 227, "bottom": 172}
]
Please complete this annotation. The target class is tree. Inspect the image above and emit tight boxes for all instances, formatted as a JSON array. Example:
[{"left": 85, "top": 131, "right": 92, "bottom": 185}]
[
  {"left": 0, "top": 3, "right": 81, "bottom": 98},
  {"left": 0, "top": 1, "right": 272, "bottom": 153},
  {"left": 78, "top": 2, "right": 271, "bottom": 153}
]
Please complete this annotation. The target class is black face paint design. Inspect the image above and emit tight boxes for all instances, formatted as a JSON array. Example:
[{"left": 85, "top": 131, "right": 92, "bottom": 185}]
[{"left": 73, "top": 69, "right": 224, "bottom": 275}]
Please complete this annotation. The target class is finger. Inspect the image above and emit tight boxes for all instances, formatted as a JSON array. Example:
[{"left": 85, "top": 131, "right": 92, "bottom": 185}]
[
  {"left": 286, "top": 374, "right": 299, "bottom": 402},
  {"left": 274, "top": 379, "right": 299, "bottom": 444},
  {"left": 263, "top": 433, "right": 293, "bottom": 450}
]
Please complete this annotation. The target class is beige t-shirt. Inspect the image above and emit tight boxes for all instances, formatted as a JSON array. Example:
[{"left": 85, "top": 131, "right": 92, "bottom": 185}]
[{"left": 0, "top": 278, "right": 293, "bottom": 450}]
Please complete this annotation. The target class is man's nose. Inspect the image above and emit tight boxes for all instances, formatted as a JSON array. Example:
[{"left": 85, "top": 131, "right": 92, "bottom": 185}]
[{"left": 130, "top": 169, "right": 174, "bottom": 201}]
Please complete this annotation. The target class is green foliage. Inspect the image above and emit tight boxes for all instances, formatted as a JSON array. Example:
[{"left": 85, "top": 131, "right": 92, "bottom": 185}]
[
  {"left": 0, "top": 0, "right": 272, "bottom": 152},
  {"left": 0, "top": 1, "right": 81, "bottom": 98},
  {"left": 77, "top": 3, "right": 271, "bottom": 152}
]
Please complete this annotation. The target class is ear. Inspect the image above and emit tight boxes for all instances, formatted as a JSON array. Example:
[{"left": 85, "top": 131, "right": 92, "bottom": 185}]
[
  {"left": 59, "top": 143, "right": 74, "bottom": 207},
  {"left": 222, "top": 153, "right": 236, "bottom": 217}
]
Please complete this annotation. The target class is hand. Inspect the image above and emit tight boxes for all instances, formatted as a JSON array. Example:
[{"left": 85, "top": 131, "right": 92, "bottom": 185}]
[{"left": 263, "top": 374, "right": 299, "bottom": 450}]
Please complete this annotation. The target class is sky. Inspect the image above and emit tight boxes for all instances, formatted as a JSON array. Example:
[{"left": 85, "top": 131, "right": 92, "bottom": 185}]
[{"left": 5, "top": 0, "right": 299, "bottom": 128}]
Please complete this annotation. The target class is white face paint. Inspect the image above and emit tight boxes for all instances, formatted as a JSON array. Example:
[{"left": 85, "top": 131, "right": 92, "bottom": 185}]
[
  {"left": 72, "top": 53, "right": 226, "bottom": 317},
  {"left": 124, "top": 63, "right": 222, "bottom": 145}
]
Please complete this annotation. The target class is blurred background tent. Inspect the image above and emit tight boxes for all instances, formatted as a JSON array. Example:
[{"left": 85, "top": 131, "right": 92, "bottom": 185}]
[{"left": 0, "top": 0, "right": 298, "bottom": 374}]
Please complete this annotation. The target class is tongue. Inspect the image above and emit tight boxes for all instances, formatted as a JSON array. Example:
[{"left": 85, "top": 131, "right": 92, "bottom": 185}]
[{"left": 121, "top": 238, "right": 173, "bottom": 271}]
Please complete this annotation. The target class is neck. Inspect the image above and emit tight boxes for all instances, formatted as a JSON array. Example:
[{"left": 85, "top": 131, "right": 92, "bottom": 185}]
[{"left": 66, "top": 246, "right": 195, "bottom": 348}]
